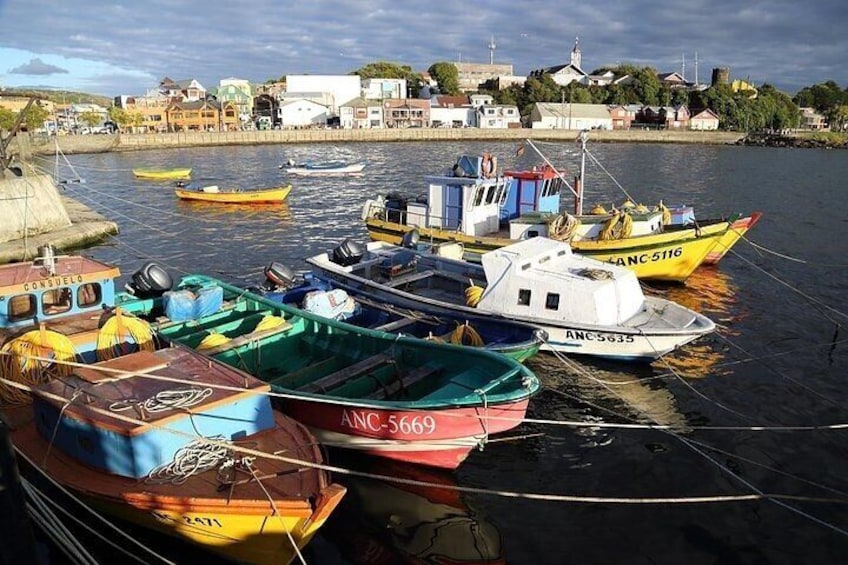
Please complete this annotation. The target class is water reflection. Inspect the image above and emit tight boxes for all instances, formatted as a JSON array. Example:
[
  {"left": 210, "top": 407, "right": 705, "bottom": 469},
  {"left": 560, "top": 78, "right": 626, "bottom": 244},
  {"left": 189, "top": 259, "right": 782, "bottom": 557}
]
[
  {"left": 529, "top": 354, "right": 690, "bottom": 433},
  {"left": 324, "top": 454, "right": 505, "bottom": 564},
  {"left": 174, "top": 199, "right": 295, "bottom": 222}
]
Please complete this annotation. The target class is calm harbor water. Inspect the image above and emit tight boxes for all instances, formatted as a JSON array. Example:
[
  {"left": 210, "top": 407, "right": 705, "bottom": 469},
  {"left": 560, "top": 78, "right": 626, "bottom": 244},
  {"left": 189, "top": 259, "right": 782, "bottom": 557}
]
[{"left": 42, "top": 139, "right": 848, "bottom": 564}]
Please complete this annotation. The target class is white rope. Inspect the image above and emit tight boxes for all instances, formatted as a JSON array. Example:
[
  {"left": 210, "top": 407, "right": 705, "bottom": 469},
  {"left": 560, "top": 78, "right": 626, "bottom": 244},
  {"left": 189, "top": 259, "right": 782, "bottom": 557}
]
[
  {"left": 145, "top": 436, "right": 232, "bottom": 485},
  {"left": 110, "top": 386, "right": 213, "bottom": 414}
]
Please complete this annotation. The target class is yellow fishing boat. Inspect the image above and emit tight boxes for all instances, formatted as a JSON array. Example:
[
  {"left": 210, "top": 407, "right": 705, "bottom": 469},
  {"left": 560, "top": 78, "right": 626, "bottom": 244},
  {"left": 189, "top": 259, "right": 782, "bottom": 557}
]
[
  {"left": 132, "top": 167, "right": 192, "bottom": 180},
  {"left": 175, "top": 183, "right": 292, "bottom": 204},
  {"left": 362, "top": 133, "right": 760, "bottom": 282}
]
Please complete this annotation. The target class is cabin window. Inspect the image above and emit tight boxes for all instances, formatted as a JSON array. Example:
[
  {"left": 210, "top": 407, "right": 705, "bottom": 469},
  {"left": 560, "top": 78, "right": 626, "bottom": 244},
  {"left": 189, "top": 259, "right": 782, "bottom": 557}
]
[
  {"left": 77, "top": 283, "right": 102, "bottom": 308},
  {"left": 518, "top": 289, "right": 531, "bottom": 306},
  {"left": 42, "top": 287, "right": 72, "bottom": 316},
  {"left": 8, "top": 294, "right": 36, "bottom": 321},
  {"left": 484, "top": 186, "right": 498, "bottom": 205},
  {"left": 473, "top": 186, "right": 485, "bottom": 206},
  {"left": 497, "top": 185, "right": 508, "bottom": 206},
  {"left": 545, "top": 293, "right": 560, "bottom": 310}
]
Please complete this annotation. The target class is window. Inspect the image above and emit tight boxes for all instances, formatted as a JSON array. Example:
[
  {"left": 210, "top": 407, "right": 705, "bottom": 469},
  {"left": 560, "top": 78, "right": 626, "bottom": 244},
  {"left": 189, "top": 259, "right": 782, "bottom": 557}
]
[
  {"left": 473, "top": 186, "right": 485, "bottom": 206},
  {"left": 8, "top": 294, "right": 36, "bottom": 321},
  {"left": 42, "top": 287, "right": 72, "bottom": 316},
  {"left": 77, "top": 283, "right": 102, "bottom": 308},
  {"left": 518, "top": 289, "right": 531, "bottom": 306},
  {"left": 545, "top": 293, "right": 560, "bottom": 310}
]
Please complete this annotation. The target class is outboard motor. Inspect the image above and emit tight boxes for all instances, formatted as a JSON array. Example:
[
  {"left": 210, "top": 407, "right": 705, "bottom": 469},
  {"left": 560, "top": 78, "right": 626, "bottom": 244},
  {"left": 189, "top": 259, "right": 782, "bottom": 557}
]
[
  {"left": 125, "top": 262, "right": 173, "bottom": 298},
  {"left": 331, "top": 239, "right": 365, "bottom": 267},
  {"left": 401, "top": 229, "right": 420, "bottom": 249},
  {"left": 261, "top": 262, "right": 297, "bottom": 292},
  {"left": 384, "top": 191, "right": 408, "bottom": 223}
]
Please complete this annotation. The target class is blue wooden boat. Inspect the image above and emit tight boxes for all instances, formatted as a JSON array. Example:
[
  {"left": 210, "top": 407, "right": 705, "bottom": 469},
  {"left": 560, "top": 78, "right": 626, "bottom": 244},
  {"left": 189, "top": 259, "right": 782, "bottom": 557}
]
[
  {"left": 249, "top": 264, "right": 546, "bottom": 363},
  {"left": 0, "top": 246, "right": 345, "bottom": 565}
]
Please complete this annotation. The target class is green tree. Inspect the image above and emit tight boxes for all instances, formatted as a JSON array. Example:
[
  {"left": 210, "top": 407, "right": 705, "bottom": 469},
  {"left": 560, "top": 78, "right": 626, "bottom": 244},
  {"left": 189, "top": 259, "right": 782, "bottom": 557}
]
[
  {"left": 427, "top": 62, "right": 460, "bottom": 95},
  {"left": 351, "top": 61, "right": 422, "bottom": 96},
  {"left": 79, "top": 110, "right": 101, "bottom": 128},
  {"left": 0, "top": 107, "right": 16, "bottom": 131},
  {"left": 633, "top": 67, "right": 662, "bottom": 106}
]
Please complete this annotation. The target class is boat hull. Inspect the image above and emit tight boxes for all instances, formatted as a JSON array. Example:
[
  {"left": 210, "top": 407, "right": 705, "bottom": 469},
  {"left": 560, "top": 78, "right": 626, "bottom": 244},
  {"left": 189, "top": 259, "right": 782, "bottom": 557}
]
[
  {"left": 175, "top": 185, "right": 291, "bottom": 204},
  {"left": 702, "top": 213, "right": 762, "bottom": 265},
  {"left": 133, "top": 168, "right": 192, "bottom": 180},
  {"left": 286, "top": 163, "right": 365, "bottom": 175},
  {"left": 9, "top": 412, "right": 345, "bottom": 565},
  {"left": 365, "top": 218, "right": 731, "bottom": 282},
  {"left": 280, "top": 398, "right": 531, "bottom": 469}
]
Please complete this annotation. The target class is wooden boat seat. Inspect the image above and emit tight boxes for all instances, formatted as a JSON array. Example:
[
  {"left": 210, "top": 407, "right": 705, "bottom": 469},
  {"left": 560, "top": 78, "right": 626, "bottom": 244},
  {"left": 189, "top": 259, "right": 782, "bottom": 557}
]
[
  {"left": 194, "top": 320, "right": 294, "bottom": 356},
  {"left": 365, "top": 365, "right": 443, "bottom": 400},
  {"left": 373, "top": 317, "right": 421, "bottom": 332},
  {"left": 297, "top": 353, "right": 394, "bottom": 394},
  {"left": 75, "top": 350, "right": 168, "bottom": 383},
  {"left": 383, "top": 269, "right": 434, "bottom": 288}
]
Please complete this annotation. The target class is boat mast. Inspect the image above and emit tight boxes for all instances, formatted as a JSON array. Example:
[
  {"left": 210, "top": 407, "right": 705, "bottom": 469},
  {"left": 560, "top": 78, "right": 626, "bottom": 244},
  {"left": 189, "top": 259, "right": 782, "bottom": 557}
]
[{"left": 576, "top": 130, "right": 588, "bottom": 215}]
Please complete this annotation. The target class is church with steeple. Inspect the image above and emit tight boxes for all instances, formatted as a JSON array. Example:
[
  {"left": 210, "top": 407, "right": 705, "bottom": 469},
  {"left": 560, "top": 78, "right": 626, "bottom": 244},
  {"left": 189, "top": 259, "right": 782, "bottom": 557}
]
[{"left": 529, "top": 37, "right": 591, "bottom": 87}]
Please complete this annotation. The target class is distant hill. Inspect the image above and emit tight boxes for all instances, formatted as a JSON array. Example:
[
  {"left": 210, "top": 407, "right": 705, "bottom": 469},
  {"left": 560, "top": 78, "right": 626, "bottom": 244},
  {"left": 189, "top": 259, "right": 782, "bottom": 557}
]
[{"left": 1, "top": 87, "right": 111, "bottom": 107}]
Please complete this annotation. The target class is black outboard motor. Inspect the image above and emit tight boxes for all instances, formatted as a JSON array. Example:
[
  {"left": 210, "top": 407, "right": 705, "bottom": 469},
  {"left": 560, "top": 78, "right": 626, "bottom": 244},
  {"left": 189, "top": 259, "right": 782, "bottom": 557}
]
[
  {"left": 125, "top": 262, "right": 173, "bottom": 298},
  {"left": 401, "top": 229, "right": 420, "bottom": 249},
  {"left": 384, "top": 191, "right": 408, "bottom": 223},
  {"left": 261, "top": 262, "right": 296, "bottom": 291},
  {"left": 331, "top": 239, "right": 365, "bottom": 267}
]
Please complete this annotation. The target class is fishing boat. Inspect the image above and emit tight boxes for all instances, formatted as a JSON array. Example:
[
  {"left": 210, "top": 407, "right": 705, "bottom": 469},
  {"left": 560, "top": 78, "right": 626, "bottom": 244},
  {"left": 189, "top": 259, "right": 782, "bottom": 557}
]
[
  {"left": 0, "top": 246, "right": 345, "bottom": 565},
  {"left": 248, "top": 262, "right": 546, "bottom": 363},
  {"left": 282, "top": 160, "right": 365, "bottom": 175},
  {"left": 174, "top": 182, "right": 292, "bottom": 204},
  {"left": 305, "top": 237, "right": 716, "bottom": 362},
  {"left": 119, "top": 275, "right": 541, "bottom": 470},
  {"left": 362, "top": 132, "right": 760, "bottom": 282},
  {"left": 132, "top": 167, "right": 192, "bottom": 180}
]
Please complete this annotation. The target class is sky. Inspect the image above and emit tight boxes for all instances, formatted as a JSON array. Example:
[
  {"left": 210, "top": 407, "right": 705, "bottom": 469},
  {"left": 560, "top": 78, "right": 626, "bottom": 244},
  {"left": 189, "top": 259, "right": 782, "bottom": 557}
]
[{"left": 0, "top": 0, "right": 845, "bottom": 98}]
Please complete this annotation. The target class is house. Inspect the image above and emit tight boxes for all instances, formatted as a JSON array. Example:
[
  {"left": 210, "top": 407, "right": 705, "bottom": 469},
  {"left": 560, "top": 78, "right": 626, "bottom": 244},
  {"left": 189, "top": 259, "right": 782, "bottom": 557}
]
[
  {"left": 530, "top": 102, "right": 612, "bottom": 130},
  {"left": 689, "top": 109, "right": 720, "bottom": 131},
  {"left": 166, "top": 99, "right": 238, "bottom": 132},
  {"left": 362, "top": 78, "right": 407, "bottom": 100},
  {"left": 338, "top": 97, "right": 384, "bottom": 129},
  {"left": 160, "top": 77, "right": 207, "bottom": 101},
  {"left": 608, "top": 105, "right": 636, "bottom": 130},
  {"left": 216, "top": 78, "right": 254, "bottom": 127},
  {"left": 529, "top": 38, "right": 588, "bottom": 87},
  {"left": 285, "top": 75, "right": 361, "bottom": 115},
  {"left": 276, "top": 99, "right": 330, "bottom": 128},
  {"left": 657, "top": 72, "right": 689, "bottom": 89},
  {"left": 454, "top": 62, "right": 514, "bottom": 92},
  {"left": 476, "top": 104, "right": 521, "bottom": 129},
  {"left": 587, "top": 70, "right": 617, "bottom": 87},
  {"left": 383, "top": 99, "right": 430, "bottom": 128},
  {"left": 800, "top": 107, "right": 828, "bottom": 130},
  {"left": 429, "top": 95, "right": 474, "bottom": 128}
]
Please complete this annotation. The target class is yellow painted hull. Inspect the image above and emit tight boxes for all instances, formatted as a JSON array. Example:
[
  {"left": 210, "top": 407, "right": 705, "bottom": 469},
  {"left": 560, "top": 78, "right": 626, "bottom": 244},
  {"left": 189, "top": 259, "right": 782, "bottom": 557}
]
[
  {"left": 175, "top": 185, "right": 291, "bottom": 204},
  {"left": 92, "top": 487, "right": 345, "bottom": 565},
  {"left": 365, "top": 218, "right": 733, "bottom": 282},
  {"left": 702, "top": 213, "right": 762, "bottom": 265},
  {"left": 133, "top": 168, "right": 192, "bottom": 180}
]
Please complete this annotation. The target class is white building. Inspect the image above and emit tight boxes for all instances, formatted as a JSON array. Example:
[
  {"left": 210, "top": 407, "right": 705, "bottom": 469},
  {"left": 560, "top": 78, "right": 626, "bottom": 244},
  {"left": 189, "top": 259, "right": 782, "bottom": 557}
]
[
  {"left": 362, "top": 78, "right": 407, "bottom": 100},
  {"left": 338, "top": 97, "right": 384, "bottom": 128},
  {"left": 529, "top": 38, "right": 588, "bottom": 87},
  {"left": 285, "top": 75, "right": 361, "bottom": 114},
  {"left": 530, "top": 102, "right": 613, "bottom": 130},
  {"left": 689, "top": 109, "right": 720, "bottom": 131},
  {"left": 429, "top": 95, "right": 474, "bottom": 128},
  {"left": 476, "top": 104, "right": 521, "bottom": 129},
  {"left": 277, "top": 99, "right": 330, "bottom": 128}
]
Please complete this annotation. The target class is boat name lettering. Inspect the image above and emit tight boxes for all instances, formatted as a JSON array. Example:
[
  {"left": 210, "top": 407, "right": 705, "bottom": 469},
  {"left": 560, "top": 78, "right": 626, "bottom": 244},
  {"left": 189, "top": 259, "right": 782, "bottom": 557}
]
[
  {"left": 610, "top": 247, "right": 683, "bottom": 267},
  {"left": 150, "top": 511, "right": 222, "bottom": 528},
  {"left": 23, "top": 275, "right": 83, "bottom": 291},
  {"left": 340, "top": 410, "right": 437, "bottom": 435},
  {"left": 564, "top": 330, "right": 634, "bottom": 343}
]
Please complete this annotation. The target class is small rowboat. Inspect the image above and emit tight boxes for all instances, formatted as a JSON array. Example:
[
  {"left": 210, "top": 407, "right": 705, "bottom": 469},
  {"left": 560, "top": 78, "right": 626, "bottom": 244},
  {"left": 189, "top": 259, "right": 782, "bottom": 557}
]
[
  {"left": 283, "top": 161, "right": 365, "bottom": 175},
  {"left": 175, "top": 184, "right": 292, "bottom": 204},
  {"left": 132, "top": 167, "right": 192, "bottom": 180}
]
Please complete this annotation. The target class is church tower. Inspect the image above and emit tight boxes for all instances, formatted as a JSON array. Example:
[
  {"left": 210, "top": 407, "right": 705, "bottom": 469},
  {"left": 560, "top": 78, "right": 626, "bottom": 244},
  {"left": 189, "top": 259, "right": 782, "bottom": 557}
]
[{"left": 570, "top": 37, "right": 582, "bottom": 69}]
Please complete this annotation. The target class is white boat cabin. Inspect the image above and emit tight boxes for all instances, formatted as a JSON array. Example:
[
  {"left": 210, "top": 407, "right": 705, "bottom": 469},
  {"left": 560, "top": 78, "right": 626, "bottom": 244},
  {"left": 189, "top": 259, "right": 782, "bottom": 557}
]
[{"left": 477, "top": 237, "right": 645, "bottom": 325}]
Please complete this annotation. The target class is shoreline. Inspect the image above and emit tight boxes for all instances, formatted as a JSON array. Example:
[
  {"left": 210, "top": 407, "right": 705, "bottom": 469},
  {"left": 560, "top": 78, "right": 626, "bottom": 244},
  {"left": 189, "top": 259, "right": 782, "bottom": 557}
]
[{"left": 25, "top": 129, "right": 746, "bottom": 155}]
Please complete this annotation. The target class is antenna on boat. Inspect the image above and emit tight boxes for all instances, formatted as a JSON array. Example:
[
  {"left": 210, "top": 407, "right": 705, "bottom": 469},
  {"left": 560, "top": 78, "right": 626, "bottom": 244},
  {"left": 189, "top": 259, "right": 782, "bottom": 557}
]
[{"left": 39, "top": 244, "right": 56, "bottom": 275}]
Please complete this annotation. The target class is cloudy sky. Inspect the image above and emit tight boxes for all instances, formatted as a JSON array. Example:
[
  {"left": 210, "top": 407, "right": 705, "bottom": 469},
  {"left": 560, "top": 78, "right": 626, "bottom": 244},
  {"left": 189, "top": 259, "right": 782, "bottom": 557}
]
[{"left": 0, "top": 0, "right": 845, "bottom": 97}]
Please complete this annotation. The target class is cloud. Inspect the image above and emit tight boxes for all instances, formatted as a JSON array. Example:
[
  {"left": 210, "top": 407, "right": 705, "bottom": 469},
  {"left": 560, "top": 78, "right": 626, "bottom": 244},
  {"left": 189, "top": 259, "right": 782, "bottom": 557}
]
[{"left": 9, "top": 57, "right": 69, "bottom": 76}]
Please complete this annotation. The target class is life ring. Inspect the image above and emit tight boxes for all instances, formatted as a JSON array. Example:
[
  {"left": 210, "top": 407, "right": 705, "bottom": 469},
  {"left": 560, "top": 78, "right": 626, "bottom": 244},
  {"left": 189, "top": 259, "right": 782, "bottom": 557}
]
[{"left": 480, "top": 153, "right": 494, "bottom": 178}]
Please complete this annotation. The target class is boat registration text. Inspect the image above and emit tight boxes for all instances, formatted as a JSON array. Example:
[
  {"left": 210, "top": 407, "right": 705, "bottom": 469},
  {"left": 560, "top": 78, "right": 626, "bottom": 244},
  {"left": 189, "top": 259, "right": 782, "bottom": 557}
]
[
  {"left": 564, "top": 330, "right": 635, "bottom": 343},
  {"left": 341, "top": 410, "right": 437, "bottom": 435},
  {"left": 609, "top": 247, "right": 683, "bottom": 267}
]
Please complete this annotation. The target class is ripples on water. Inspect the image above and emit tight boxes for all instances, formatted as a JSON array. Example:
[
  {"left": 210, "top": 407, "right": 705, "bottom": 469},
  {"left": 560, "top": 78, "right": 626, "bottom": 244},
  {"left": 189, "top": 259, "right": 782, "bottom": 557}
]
[{"left": 42, "top": 141, "right": 848, "bottom": 564}]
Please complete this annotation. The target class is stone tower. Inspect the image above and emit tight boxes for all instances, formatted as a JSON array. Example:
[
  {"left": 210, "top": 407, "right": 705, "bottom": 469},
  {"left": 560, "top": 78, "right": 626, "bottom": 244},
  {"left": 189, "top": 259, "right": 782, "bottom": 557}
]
[{"left": 571, "top": 37, "right": 582, "bottom": 69}]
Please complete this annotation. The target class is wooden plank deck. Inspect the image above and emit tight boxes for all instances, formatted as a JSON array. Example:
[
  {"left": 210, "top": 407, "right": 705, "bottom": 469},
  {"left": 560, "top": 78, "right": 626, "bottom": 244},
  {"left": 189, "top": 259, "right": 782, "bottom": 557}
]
[{"left": 296, "top": 353, "right": 394, "bottom": 394}]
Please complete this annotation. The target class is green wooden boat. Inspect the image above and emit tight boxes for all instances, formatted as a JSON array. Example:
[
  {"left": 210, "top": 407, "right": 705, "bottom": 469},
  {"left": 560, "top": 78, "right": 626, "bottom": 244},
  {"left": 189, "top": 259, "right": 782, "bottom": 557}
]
[{"left": 119, "top": 275, "right": 541, "bottom": 469}]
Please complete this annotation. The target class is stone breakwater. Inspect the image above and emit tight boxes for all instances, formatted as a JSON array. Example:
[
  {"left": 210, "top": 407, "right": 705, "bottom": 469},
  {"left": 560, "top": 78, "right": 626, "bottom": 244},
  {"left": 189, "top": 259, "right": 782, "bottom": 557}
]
[{"left": 26, "top": 128, "right": 747, "bottom": 155}]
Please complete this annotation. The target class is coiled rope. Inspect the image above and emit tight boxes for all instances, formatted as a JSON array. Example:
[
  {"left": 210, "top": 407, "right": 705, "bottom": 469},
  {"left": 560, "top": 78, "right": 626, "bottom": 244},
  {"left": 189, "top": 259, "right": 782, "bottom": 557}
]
[
  {"left": 450, "top": 322, "right": 485, "bottom": 346},
  {"left": 549, "top": 213, "right": 580, "bottom": 241},
  {"left": 96, "top": 308, "right": 155, "bottom": 361},
  {"left": 0, "top": 326, "right": 76, "bottom": 404},
  {"left": 465, "top": 284, "right": 484, "bottom": 307},
  {"left": 146, "top": 436, "right": 232, "bottom": 485},
  {"left": 110, "top": 387, "right": 213, "bottom": 415}
]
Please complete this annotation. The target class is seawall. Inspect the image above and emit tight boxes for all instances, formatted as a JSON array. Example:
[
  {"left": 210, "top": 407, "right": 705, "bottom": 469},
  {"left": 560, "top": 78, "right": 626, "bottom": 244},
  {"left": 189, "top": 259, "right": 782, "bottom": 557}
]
[{"left": 25, "top": 128, "right": 746, "bottom": 155}]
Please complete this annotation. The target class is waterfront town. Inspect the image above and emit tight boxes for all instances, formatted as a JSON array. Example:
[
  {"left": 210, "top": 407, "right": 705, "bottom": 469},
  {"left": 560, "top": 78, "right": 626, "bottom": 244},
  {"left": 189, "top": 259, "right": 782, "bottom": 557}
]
[{"left": 0, "top": 39, "right": 832, "bottom": 136}]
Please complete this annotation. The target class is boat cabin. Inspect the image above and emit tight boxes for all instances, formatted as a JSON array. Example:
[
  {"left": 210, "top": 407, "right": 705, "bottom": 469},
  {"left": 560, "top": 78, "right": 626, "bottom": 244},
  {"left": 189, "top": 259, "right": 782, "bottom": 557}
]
[
  {"left": 477, "top": 237, "right": 644, "bottom": 325},
  {"left": 380, "top": 154, "right": 563, "bottom": 239},
  {"left": 0, "top": 246, "right": 120, "bottom": 335}
]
